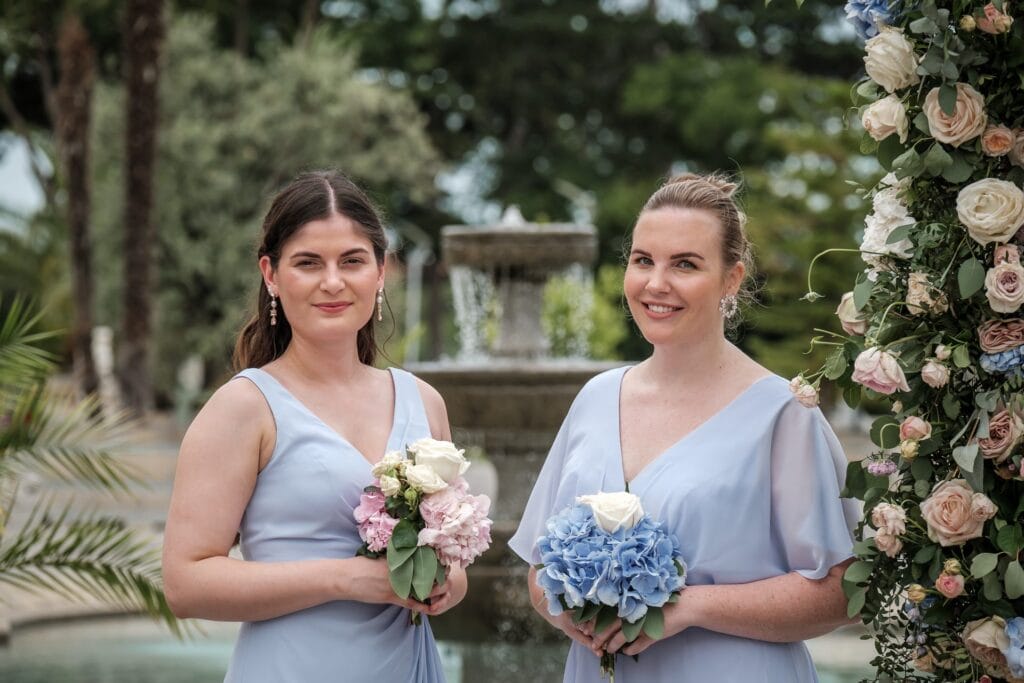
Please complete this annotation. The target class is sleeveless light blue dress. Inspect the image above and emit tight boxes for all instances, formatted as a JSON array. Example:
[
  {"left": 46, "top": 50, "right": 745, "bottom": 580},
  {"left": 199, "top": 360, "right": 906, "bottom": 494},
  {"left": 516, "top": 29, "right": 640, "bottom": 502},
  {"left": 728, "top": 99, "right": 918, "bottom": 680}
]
[
  {"left": 223, "top": 367, "right": 446, "bottom": 683},
  {"left": 509, "top": 366, "right": 859, "bottom": 683}
]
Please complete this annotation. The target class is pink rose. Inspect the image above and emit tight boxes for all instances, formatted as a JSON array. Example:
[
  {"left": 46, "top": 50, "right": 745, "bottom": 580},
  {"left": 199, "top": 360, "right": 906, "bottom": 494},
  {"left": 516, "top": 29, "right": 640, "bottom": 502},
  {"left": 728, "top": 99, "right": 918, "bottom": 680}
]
[
  {"left": 417, "top": 477, "right": 492, "bottom": 569},
  {"left": 900, "top": 416, "right": 932, "bottom": 441},
  {"left": 977, "top": 3, "right": 1014, "bottom": 34},
  {"left": 852, "top": 347, "right": 911, "bottom": 395},
  {"left": 921, "top": 359, "right": 950, "bottom": 388},
  {"left": 788, "top": 376, "right": 819, "bottom": 408},
  {"left": 935, "top": 572, "right": 965, "bottom": 599},
  {"left": 982, "top": 124, "right": 1015, "bottom": 157},
  {"left": 871, "top": 502, "right": 907, "bottom": 536},
  {"left": 836, "top": 292, "right": 869, "bottom": 336},
  {"left": 979, "top": 318, "right": 1024, "bottom": 353},
  {"left": 874, "top": 528, "right": 903, "bottom": 558},
  {"left": 354, "top": 489, "right": 399, "bottom": 552},
  {"left": 978, "top": 408, "right": 1023, "bottom": 463},
  {"left": 920, "top": 479, "right": 998, "bottom": 546},
  {"left": 986, "top": 246, "right": 1024, "bottom": 313},
  {"left": 923, "top": 83, "right": 987, "bottom": 148}
]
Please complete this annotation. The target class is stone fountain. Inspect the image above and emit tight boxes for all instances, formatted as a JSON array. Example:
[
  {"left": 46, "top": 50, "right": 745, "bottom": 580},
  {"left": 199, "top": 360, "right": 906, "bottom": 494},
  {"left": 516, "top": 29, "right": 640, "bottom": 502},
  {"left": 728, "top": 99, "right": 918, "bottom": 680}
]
[{"left": 410, "top": 209, "right": 619, "bottom": 640}]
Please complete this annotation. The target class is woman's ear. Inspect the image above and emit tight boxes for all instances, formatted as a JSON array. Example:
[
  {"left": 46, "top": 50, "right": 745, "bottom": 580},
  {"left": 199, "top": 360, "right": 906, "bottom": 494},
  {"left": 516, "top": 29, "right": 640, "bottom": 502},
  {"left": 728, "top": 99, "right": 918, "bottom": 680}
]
[{"left": 259, "top": 255, "right": 276, "bottom": 293}]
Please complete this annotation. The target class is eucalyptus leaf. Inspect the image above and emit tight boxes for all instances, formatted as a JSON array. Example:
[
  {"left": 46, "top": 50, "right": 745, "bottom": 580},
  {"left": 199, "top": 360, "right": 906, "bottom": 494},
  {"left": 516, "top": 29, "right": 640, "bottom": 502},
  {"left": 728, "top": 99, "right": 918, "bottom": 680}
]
[
  {"left": 958, "top": 258, "right": 985, "bottom": 299},
  {"left": 909, "top": 16, "right": 939, "bottom": 33},
  {"left": 939, "top": 83, "right": 958, "bottom": 116},
  {"left": 984, "top": 571, "right": 1003, "bottom": 601},
  {"left": 1006, "top": 560, "right": 1024, "bottom": 600},
  {"left": 942, "top": 393, "right": 961, "bottom": 419},
  {"left": 914, "top": 479, "right": 931, "bottom": 498},
  {"left": 952, "top": 444, "right": 979, "bottom": 473},
  {"left": 940, "top": 60, "right": 959, "bottom": 81},
  {"left": 952, "top": 344, "right": 971, "bottom": 368},
  {"left": 389, "top": 553, "right": 415, "bottom": 599},
  {"left": 923, "top": 143, "right": 953, "bottom": 176},
  {"left": 963, "top": 450, "right": 985, "bottom": 492},
  {"left": 997, "top": 525, "right": 1024, "bottom": 556},
  {"left": 844, "top": 560, "right": 873, "bottom": 584},
  {"left": 870, "top": 416, "right": 901, "bottom": 449},
  {"left": 642, "top": 607, "right": 665, "bottom": 640},
  {"left": 911, "top": 457, "right": 933, "bottom": 481},
  {"left": 847, "top": 588, "right": 867, "bottom": 618},
  {"left": 824, "top": 349, "right": 848, "bottom": 380},
  {"left": 885, "top": 223, "right": 914, "bottom": 246},
  {"left": 971, "top": 553, "right": 999, "bottom": 579},
  {"left": 621, "top": 616, "right": 645, "bottom": 642},
  {"left": 877, "top": 135, "right": 905, "bottom": 170},
  {"left": 942, "top": 153, "right": 974, "bottom": 183},
  {"left": 893, "top": 147, "right": 925, "bottom": 179},
  {"left": 853, "top": 277, "right": 873, "bottom": 311},
  {"left": 913, "top": 545, "right": 937, "bottom": 564},
  {"left": 411, "top": 546, "right": 439, "bottom": 601},
  {"left": 390, "top": 519, "right": 419, "bottom": 549},
  {"left": 386, "top": 540, "right": 418, "bottom": 571}
]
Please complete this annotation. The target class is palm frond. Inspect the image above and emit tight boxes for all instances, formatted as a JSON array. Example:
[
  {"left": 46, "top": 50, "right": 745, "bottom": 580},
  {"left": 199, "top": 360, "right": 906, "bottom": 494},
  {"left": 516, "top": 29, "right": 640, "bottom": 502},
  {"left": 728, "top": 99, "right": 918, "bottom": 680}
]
[
  {"left": 0, "top": 386, "right": 140, "bottom": 493},
  {"left": 0, "top": 297, "right": 58, "bottom": 389},
  {"left": 0, "top": 500, "right": 181, "bottom": 636}
]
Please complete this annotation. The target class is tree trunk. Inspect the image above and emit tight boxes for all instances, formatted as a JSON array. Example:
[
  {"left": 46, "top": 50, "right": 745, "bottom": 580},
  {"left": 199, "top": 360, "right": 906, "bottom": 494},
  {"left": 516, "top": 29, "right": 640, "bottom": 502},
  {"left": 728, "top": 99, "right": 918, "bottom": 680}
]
[
  {"left": 298, "top": 0, "right": 319, "bottom": 47},
  {"left": 118, "top": 0, "right": 164, "bottom": 415},
  {"left": 55, "top": 13, "right": 99, "bottom": 398},
  {"left": 234, "top": 0, "right": 250, "bottom": 55}
]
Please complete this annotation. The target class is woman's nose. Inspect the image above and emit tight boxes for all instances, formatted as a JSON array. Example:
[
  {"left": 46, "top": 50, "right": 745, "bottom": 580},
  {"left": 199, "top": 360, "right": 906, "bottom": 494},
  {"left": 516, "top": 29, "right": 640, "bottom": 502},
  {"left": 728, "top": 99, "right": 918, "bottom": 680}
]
[{"left": 321, "top": 266, "right": 345, "bottom": 292}]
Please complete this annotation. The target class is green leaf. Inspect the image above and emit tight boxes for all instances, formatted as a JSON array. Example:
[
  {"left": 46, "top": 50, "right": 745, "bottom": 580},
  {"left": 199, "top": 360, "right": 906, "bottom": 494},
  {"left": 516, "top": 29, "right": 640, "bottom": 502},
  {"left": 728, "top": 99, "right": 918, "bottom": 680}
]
[
  {"left": 855, "top": 80, "right": 880, "bottom": 102},
  {"left": 964, "top": 450, "right": 986, "bottom": 492},
  {"left": 997, "top": 525, "right": 1024, "bottom": 555},
  {"left": 844, "top": 560, "right": 873, "bottom": 584},
  {"left": 575, "top": 601, "right": 601, "bottom": 624},
  {"left": 892, "top": 147, "right": 924, "bottom": 179},
  {"left": 971, "top": 553, "right": 1000, "bottom": 579},
  {"left": 952, "top": 344, "right": 972, "bottom": 368},
  {"left": 911, "top": 457, "right": 933, "bottom": 481},
  {"left": 913, "top": 545, "right": 937, "bottom": 564},
  {"left": 923, "top": 143, "right": 953, "bottom": 176},
  {"left": 435, "top": 559, "right": 447, "bottom": 586},
  {"left": 824, "top": 349, "right": 848, "bottom": 380},
  {"left": 847, "top": 588, "right": 867, "bottom": 618},
  {"left": 386, "top": 540, "right": 418, "bottom": 571},
  {"left": 621, "top": 615, "right": 645, "bottom": 642},
  {"left": 390, "top": 519, "right": 418, "bottom": 548},
  {"left": 853, "top": 276, "right": 874, "bottom": 311},
  {"left": 984, "top": 571, "right": 1003, "bottom": 601},
  {"left": 885, "top": 223, "right": 914, "bottom": 246},
  {"left": 595, "top": 606, "right": 618, "bottom": 634},
  {"left": 915, "top": 479, "right": 932, "bottom": 498},
  {"left": 870, "top": 415, "right": 900, "bottom": 449},
  {"left": 389, "top": 552, "right": 415, "bottom": 599},
  {"left": 958, "top": 258, "right": 986, "bottom": 299},
  {"left": 909, "top": 16, "right": 939, "bottom": 33},
  {"left": 843, "top": 383, "right": 861, "bottom": 409},
  {"left": 939, "top": 83, "right": 958, "bottom": 116},
  {"left": 411, "top": 546, "right": 439, "bottom": 601},
  {"left": 912, "top": 111, "right": 931, "bottom": 136},
  {"left": 953, "top": 443, "right": 979, "bottom": 473},
  {"left": 877, "top": 135, "right": 904, "bottom": 169},
  {"left": 842, "top": 460, "right": 866, "bottom": 498},
  {"left": 942, "top": 152, "right": 974, "bottom": 183},
  {"left": 940, "top": 60, "right": 959, "bottom": 81},
  {"left": 642, "top": 607, "right": 665, "bottom": 640},
  {"left": 1006, "top": 561, "right": 1024, "bottom": 600},
  {"left": 943, "top": 392, "right": 961, "bottom": 419}
]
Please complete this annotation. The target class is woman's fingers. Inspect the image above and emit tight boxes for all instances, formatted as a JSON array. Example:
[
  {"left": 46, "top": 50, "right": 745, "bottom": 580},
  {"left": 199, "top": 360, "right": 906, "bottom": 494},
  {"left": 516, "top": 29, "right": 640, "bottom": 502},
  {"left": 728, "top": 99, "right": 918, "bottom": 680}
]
[
  {"left": 591, "top": 619, "right": 622, "bottom": 651},
  {"left": 427, "top": 581, "right": 449, "bottom": 601},
  {"left": 622, "top": 635, "right": 654, "bottom": 657}
]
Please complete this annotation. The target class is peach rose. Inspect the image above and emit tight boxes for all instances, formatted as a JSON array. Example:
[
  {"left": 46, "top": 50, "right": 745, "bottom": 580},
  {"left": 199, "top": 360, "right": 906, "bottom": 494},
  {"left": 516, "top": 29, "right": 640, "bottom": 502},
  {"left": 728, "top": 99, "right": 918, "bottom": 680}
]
[
  {"left": 852, "top": 347, "right": 910, "bottom": 395},
  {"left": 788, "top": 376, "right": 819, "bottom": 408},
  {"left": 982, "top": 124, "right": 1015, "bottom": 157},
  {"left": 920, "top": 479, "right": 997, "bottom": 546},
  {"left": 921, "top": 359, "right": 950, "bottom": 388},
  {"left": 900, "top": 416, "right": 932, "bottom": 441},
  {"left": 836, "top": 291, "right": 869, "bottom": 335},
  {"left": 923, "top": 83, "right": 987, "bottom": 147},
  {"left": 962, "top": 617, "right": 1012, "bottom": 675},
  {"left": 862, "top": 95, "right": 909, "bottom": 143},
  {"left": 977, "top": 2, "right": 1014, "bottom": 34},
  {"left": 979, "top": 318, "right": 1024, "bottom": 353},
  {"left": 978, "top": 408, "right": 1023, "bottom": 463},
  {"left": 874, "top": 528, "right": 903, "bottom": 558},
  {"left": 863, "top": 27, "right": 920, "bottom": 94},
  {"left": 906, "top": 272, "right": 948, "bottom": 315},
  {"left": 957, "top": 179, "right": 1024, "bottom": 246},
  {"left": 935, "top": 572, "right": 965, "bottom": 599}
]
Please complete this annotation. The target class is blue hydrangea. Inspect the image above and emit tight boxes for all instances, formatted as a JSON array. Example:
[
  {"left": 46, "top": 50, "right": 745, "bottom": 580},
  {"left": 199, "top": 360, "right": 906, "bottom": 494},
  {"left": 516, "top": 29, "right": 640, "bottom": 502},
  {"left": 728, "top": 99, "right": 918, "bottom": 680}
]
[
  {"left": 1003, "top": 617, "right": 1024, "bottom": 678},
  {"left": 844, "top": 0, "right": 895, "bottom": 39},
  {"left": 981, "top": 347, "right": 1024, "bottom": 375},
  {"left": 535, "top": 504, "right": 686, "bottom": 622}
]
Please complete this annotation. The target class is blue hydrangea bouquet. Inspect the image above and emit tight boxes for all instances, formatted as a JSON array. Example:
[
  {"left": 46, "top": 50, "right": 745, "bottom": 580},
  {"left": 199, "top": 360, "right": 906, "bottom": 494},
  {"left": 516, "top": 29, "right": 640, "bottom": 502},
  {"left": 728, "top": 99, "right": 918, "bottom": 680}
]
[{"left": 534, "top": 491, "right": 687, "bottom": 680}]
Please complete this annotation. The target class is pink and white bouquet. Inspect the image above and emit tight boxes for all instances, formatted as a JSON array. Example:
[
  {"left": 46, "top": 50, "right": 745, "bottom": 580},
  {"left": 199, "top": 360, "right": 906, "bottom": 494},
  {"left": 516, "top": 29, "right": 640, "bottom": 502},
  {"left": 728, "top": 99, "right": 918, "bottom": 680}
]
[{"left": 354, "top": 438, "right": 492, "bottom": 622}]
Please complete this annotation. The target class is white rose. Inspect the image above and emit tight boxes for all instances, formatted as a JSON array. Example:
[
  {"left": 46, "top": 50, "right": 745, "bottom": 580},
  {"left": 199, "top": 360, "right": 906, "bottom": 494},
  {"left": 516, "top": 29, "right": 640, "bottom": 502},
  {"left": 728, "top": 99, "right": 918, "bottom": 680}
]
[
  {"left": 408, "top": 438, "right": 470, "bottom": 483},
  {"left": 862, "top": 95, "right": 909, "bottom": 143},
  {"left": 371, "top": 450, "right": 406, "bottom": 478},
  {"left": 836, "top": 292, "right": 869, "bottom": 336},
  {"left": 404, "top": 463, "right": 449, "bottom": 494},
  {"left": 379, "top": 474, "right": 402, "bottom": 497},
  {"left": 957, "top": 178, "right": 1024, "bottom": 246},
  {"left": 788, "top": 376, "right": 820, "bottom": 408},
  {"left": 863, "top": 27, "right": 920, "bottom": 94},
  {"left": 921, "top": 359, "right": 950, "bottom": 389},
  {"left": 577, "top": 491, "right": 644, "bottom": 533},
  {"left": 935, "top": 344, "right": 951, "bottom": 361},
  {"left": 923, "top": 83, "right": 987, "bottom": 147}
]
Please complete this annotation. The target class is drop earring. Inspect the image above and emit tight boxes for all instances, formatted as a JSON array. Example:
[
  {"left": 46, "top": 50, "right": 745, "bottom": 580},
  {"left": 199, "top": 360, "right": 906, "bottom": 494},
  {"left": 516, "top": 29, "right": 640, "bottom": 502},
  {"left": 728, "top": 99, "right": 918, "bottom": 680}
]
[
  {"left": 376, "top": 288, "right": 384, "bottom": 322},
  {"left": 268, "top": 286, "right": 278, "bottom": 326},
  {"left": 719, "top": 294, "right": 738, "bottom": 319}
]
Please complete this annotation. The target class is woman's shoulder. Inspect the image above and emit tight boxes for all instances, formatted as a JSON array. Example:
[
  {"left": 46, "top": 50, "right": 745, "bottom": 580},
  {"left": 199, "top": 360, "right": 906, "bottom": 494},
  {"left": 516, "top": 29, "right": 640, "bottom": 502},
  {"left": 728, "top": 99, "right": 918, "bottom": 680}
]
[
  {"left": 396, "top": 368, "right": 451, "bottom": 440},
  {"left": 203, "top": 371, "right": 275, "bottom": 422},
  {"left": 578, "top": 364, "right": 632, "bottom": 396}
]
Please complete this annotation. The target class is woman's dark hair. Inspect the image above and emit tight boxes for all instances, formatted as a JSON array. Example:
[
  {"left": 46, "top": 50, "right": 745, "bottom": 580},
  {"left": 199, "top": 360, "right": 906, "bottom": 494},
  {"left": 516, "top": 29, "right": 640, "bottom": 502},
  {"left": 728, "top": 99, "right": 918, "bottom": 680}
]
[{"left": 232, "top": 170, "right": 387, "bottom": 370}]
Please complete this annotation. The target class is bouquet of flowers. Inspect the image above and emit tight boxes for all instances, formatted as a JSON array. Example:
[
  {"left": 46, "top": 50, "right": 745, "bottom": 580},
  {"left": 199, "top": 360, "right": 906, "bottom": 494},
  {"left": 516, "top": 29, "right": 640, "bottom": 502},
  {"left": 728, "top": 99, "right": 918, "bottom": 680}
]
[
  {"left": 533, "top": 491, "right": 686, "bottom": 681},
  {"left": 793, "top": 2, "right": 1024, "bottom": 680},
  {"left": 354, "top": 438, "right": 492, "bottom": 623}
]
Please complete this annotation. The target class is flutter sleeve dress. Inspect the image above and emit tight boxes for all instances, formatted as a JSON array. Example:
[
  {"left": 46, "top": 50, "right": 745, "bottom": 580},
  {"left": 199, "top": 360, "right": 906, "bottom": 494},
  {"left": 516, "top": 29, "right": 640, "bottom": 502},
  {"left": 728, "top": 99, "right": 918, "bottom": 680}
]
[
  {"left": 222, "top": 367, "right": 447, "bottom": 683},
  {"left": 509, "top": 366, "right": 860, "bottom": 683}
]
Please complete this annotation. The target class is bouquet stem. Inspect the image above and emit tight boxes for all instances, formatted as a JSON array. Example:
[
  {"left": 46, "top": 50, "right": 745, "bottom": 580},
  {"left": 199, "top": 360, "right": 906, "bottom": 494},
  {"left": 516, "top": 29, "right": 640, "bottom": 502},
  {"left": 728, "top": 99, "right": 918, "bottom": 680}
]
[{"left": 600, "top": 651, "right": 616, "bottom": 681}]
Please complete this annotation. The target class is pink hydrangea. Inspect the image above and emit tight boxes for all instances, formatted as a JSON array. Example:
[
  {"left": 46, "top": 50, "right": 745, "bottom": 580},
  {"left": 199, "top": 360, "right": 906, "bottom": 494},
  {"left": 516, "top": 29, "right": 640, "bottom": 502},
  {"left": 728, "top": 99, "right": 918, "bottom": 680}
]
[
  {"left": 417, "top": 477, "right": 492, "bottom": 569},
  {"left": 354, "top": 487, "right": 399, "bottom": 552}
]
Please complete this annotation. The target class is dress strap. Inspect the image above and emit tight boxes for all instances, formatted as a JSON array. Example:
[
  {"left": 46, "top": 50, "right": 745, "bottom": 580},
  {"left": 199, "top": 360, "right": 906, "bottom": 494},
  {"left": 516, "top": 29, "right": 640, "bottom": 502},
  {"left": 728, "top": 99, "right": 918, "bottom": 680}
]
[{"left": 387, "top": 368, "right": 433, "bottom": 452}]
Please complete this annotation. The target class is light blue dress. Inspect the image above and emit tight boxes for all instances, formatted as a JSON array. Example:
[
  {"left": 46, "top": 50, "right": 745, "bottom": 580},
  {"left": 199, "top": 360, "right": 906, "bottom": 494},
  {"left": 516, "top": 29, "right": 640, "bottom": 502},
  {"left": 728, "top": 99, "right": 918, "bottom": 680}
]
[
  {"left": 223, "top": 367, "right": 446, "bottom": 683},
  {"left": 509, "top": 366, "right": 859, "bottom": 683}
]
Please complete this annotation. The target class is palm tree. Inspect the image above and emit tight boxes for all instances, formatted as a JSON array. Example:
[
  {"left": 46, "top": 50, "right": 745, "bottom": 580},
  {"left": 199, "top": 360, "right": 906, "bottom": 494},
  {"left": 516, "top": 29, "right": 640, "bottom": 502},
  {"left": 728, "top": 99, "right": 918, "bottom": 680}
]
[{"left": 0, "top": 299, "right": 177, "bottom": 633}]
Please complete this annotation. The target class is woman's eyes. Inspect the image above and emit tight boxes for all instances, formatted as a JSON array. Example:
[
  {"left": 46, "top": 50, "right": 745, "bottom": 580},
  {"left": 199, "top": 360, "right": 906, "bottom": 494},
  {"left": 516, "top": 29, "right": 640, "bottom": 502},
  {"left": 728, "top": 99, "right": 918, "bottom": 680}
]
[
  {"left": 295, "top": 258, "right": 365, "bottom": 267},
  {"left": 631, "top": 256, "right": 696, "bottom": 269}
]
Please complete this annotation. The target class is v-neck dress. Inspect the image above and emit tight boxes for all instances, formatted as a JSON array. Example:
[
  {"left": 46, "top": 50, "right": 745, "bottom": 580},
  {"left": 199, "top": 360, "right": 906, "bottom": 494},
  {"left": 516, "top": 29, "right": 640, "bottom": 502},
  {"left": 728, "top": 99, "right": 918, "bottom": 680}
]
[
  {"left": 223, "top": 367, "right": 446, "bottom": 683},
  {"left": 509, "top": 366, "right": 859, "bottom": 683}
]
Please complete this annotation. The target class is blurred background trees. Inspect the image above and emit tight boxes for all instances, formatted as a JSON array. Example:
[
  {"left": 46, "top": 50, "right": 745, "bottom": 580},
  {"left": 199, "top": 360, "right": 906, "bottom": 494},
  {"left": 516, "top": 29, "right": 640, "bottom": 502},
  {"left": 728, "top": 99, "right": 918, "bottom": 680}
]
[{"left": 1, "top": 0, "right": 878, "bottom": 407}]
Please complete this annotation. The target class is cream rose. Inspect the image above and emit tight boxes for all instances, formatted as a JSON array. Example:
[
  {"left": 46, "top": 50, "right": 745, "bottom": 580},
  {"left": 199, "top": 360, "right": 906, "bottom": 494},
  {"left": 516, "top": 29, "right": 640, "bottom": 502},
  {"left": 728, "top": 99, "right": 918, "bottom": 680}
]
[
  {"left": 920, "top": 479, "right": 997, "bottom": 546},
  {"left": 962, "top": 617, "right": 1012, "bottom": 675},
  {"left": 986, "top": 261, "right": 1024, "bottom": 313},
  {"left": 379, "top": 474, "right": 401, "bottom": 497},
  {"left": 371, "top": 450, "right": 406, "bottom": 478},
  {"left": 836, "top": 292, "right": 869, "bottom": 335},
  {"left": 852, "top": 347, "right": 911, "bottom": 395},
  {"left": 957, "top": 178, "right": 1024, "bottom": 246},
  {"left": 788, "top": 376, "right": 819, "bottom": 408},
  {"left": 862, "top": 95, "right": 909, "bottom": 143},
  {"left": 408, "top": 438, "right": 470, "bottom": 483},
  {"left": 874, "top": 528, "right": 903, "bottom": 558},
  {"left": 871, "top": 502, "right": 907, "bottom": 536},
  {"left": 923, "top": 83, "right": 987, "bottom": 147},
  {"left": 900, "top": 416, "right": 932, "bottom": 441},
  {"left": 863, "top": 27, "right": 920, "bottom": 94},
  {"left": 978, "top": 408, "right": 1024, "bottom": 463},
  {"left": 977, "top": 2, "right": 1014, "bottom": 34},
  {"left": 906, "top": 272, "right": 948, "bottom": 315},
  {"left": 404, "top": 463, "right": 449, "bottom": 494},
  {"left": 921, "top": 359, "right": 950, "bottom": 388},
  {"left": 935, "top": 344, "right": 952, "bottom": 361},
  {"left": 577, "top": 491, "right": 644, "bottom": 533},
  {"left": 982, "top": 124, "right": 1015, "bottom": 157}
]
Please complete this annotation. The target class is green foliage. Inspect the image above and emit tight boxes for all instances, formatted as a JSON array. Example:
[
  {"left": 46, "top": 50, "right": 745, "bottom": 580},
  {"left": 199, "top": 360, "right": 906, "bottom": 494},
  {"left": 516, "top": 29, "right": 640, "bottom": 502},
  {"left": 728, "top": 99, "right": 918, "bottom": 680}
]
[
  {"left": 0, "top": 299, "right": 178, "bottom": 633},
  {"left": 89, "top": 14, "right": 441, "bottom": 396}
]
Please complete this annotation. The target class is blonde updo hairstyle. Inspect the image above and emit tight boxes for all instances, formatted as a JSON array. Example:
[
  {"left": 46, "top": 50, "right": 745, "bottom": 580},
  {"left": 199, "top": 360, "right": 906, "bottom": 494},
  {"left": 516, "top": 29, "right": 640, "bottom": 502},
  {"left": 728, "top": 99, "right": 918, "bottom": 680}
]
[{"left": 634, "top": 172, "right": 756, "bottom": 333}]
